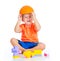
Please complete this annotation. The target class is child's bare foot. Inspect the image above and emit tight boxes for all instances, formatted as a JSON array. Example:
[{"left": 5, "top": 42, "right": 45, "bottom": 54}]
[
  {"left": 19, "top": 48, "right": 26, "bottom": 54},
  {"left": 22, "top": 49, "right": 34, "bottom": 53}
]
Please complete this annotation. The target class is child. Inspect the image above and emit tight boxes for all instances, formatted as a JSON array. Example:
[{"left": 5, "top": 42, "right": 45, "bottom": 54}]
[{"left": 10, "top": 5, "right": 45, "bottom": 52}]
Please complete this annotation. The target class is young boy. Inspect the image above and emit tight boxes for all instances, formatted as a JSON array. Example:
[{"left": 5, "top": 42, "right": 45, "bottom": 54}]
[{"left": 10, "top": 6, "right": 45, "bottom": 52}]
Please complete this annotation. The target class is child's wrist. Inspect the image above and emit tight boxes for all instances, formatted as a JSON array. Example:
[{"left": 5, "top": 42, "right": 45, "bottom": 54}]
[
  {"left": 33, "top": 17, "right": 37, "bottom": 21},
  {"left": 17, "top": 20, "right": 21, "bottom": 24}
]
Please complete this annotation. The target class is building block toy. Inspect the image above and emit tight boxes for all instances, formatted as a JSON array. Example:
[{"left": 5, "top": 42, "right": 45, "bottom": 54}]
[
  {"left": 44, "top": 53, "right": 48, "bottom": 57},
  {"left": 12, "top": 46, "right": 44, "bottom": 58},
  {"left": 23, "top": 50, "right": 42, "bottom": 58},
  {"left": 12, "top": 46, "right": 21, "bottom": 59},
  {"left": 33, "top": 50, "right": 42, "bottom": 55},
  {"left": 13, "top": 55, "right": 20, "bottom": 59},
  {"left": 23, "top": 50, "right": 32, "bottom": 58}
]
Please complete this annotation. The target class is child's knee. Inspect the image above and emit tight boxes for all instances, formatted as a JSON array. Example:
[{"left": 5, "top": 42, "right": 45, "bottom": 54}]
[
  {"left": 42, "top": 43, "right": 46, "bottom": 50},
  {"left": 10, "top": 38, "right": 16, "bottom": 43},
  {"left": 39, "top": 43, "right": 46, "bottom": 50}
]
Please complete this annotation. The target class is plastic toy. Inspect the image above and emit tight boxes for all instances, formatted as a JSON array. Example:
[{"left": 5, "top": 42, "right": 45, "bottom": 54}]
[
  {"left": 19, "top": 5, "right": 34, "bottom": 14},
  {"left": 33, "top": 50, "right": 42, "bottom": 55},
  {"left": 23, "top": 50, "right": 42, "bottom": 58},
  {"left": 44, "top": 53, "right": 48, "bottom": 57},
  {"left": 12, "top": 46, "right": 21, "bottom": 59},
  {"left": 23, "top": 50, "right": 32, "bottom": 58},
  {"left": 13, "top": 55, "right": 20, "bottom": 59},
  {"left": 12, "top": 46, "right": 43, "bottom": 58}
]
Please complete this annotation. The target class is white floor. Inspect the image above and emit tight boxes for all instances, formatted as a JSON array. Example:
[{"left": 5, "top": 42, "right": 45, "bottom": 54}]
[{"left": 12, "top": 56, "right": 49, "bottom": 61}]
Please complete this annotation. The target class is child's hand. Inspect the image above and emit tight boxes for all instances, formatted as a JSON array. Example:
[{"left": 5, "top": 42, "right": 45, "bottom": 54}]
[
  {"left": 32, "top": 12, "right": 36, "bottom": 20},
  {"left": 18, "top": 14, "right": 22, "bottom": 21},
  {"left": 32, "top": 12, "right": 36, "bottom": 17},
  {"left": 32, "top": 12, "right": 41, "bottom": 31}
]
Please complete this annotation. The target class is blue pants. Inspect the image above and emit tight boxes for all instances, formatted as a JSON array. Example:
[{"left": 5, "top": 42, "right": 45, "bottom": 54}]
[{"left": 18, "top": 40, "right": 38, "bottom": 49}]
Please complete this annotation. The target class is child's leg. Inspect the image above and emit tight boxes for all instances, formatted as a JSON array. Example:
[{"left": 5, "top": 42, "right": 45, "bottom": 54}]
[
  {"left": 27, "top": 43, "right": 45, "bottom": 51},
  {"left": 10, "top": 38, "right": 26, "bottom": 52}
]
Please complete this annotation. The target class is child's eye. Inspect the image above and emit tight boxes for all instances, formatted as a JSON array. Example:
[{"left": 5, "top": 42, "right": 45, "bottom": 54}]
[
  {"left": 24, "top": 16, "right": 32, "bottom": 18},
  {"left": 29, "top": 16, "right": 32, "bottom": 18},
  {"left": 25, "top": 17, "right": 28, "bottom": 18},
  {"left": 25, "top": 17, "right": 27, "bottom": 18}
]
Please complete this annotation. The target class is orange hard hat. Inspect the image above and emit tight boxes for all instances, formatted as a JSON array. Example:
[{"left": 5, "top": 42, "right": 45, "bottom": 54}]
[{"left": 19, "top": 5, "right": 34, "bottom": 14}]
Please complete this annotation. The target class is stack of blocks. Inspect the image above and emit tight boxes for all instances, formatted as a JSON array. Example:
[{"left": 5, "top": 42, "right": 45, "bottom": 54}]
[
  {"left": 23, "top": 50, "right": 42, "bottom": 58},
  {"left": 12, "top": 46, "right": 42, "bottom": 58},
  {"left": 12, "top": 46, "right": 21, "bottom": 59}
]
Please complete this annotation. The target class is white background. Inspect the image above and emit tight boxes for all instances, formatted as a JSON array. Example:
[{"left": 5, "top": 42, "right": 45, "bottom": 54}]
[{"left": 0, "top": 0, "right": 60, "bottom": 61}]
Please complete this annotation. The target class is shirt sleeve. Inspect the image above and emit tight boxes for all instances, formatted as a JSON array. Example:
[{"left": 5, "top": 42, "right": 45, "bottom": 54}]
[
  {"left": 19, "top": 24, "right": 24, "bottom": 32},
  {"left": 19, "top": 24, "right": 25, "bottom": 31}
]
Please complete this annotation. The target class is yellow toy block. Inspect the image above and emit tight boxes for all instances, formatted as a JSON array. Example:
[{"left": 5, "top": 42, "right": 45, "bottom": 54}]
[
  {"left": 23, "top": 50, "right": 32, "bottom": 58},
  {"left": 33, "top": 50, "right": 42, "bottom": 55},
  {"left": 31, "top": 52, "right": 35, "bottom": 56},
  {"left": 23, "top": 50, "right": 42, "bottom": 58},
  {"left": 32, "top": 50, "right": 42, "bottom": 56},
  {"left": 13, "top": 55, "right": 20, "bottom": 59}
]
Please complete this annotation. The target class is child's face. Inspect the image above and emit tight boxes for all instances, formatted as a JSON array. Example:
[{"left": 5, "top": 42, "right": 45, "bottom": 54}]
[{"left": 22, "top": 13, "right": 32, "bottom": 24}]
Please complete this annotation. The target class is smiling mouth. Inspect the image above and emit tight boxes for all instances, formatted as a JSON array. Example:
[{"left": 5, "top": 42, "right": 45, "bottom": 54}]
[{"left": 27, "top": 20, "right": 30, "bottom": 22}]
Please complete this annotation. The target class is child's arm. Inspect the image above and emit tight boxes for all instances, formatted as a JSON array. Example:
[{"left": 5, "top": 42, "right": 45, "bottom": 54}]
[
  {"left": 32, "top": 12, "right": 41, "bottom": 31},
  {"left": 14, "top": 14, "right": 22, "bottom": 33}
]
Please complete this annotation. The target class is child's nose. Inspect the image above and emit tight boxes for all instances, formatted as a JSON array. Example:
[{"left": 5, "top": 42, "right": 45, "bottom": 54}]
[{"left": 27, "top": 17, "right": 30, "bottom": 19}]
